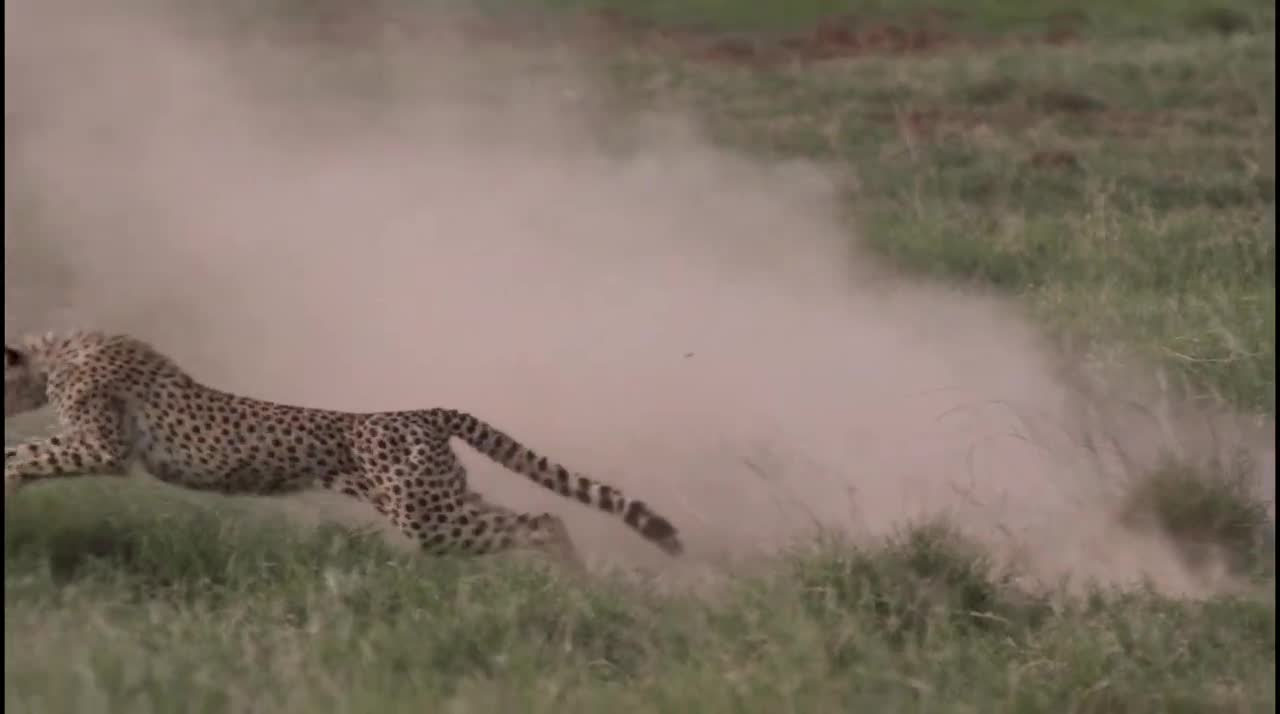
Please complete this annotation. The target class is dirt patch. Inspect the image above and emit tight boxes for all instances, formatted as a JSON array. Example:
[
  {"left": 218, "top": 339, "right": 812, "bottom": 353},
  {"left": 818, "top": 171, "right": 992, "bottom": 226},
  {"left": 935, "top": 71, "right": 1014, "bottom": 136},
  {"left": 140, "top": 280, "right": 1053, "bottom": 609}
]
[
  {"left": 229, "top": 4, "right": 1084, "bottom": 67},
  {"left": 572, "top": 9, "right": 1082, "bottom": 66},
  {"left": 863, "top": 105, "right": 1182, "bottom": 145},
  {"left": 4, "top": 0, "right": 1271, "bottom": 596},
  {"left": 1027, "top": 149, "right": 1082, "bottom": 171}
]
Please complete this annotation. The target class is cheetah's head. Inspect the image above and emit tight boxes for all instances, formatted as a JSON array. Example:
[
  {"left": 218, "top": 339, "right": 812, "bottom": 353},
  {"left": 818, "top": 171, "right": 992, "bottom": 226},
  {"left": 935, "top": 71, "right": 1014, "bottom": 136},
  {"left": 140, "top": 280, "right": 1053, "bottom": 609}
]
[{"left": 4, "top": 343, "right": 50, "bottom": 418}]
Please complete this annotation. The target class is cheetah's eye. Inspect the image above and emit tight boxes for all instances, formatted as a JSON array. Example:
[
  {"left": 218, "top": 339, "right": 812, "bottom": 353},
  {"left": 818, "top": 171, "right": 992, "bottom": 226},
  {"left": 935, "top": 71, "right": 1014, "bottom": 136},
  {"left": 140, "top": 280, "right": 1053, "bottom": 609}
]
[{"left": 4, "top": 347, "right": 25, "bottom": 368}]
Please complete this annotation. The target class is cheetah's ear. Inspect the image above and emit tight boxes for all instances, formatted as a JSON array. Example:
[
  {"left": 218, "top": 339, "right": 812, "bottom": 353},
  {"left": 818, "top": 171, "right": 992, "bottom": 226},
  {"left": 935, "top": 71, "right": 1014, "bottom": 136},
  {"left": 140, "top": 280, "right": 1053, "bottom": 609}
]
[{"left": 5, "top": 346, "right": 25, "bottom": 368}]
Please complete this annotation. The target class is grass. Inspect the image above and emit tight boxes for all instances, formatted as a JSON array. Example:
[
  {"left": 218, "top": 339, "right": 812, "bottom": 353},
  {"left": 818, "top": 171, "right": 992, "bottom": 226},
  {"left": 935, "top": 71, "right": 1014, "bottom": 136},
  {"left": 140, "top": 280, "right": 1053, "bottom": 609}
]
[
  {"left": 6, "top": 0, "right": 1276, "bottom": 711},
  {"left": 600, "top": 20, "right": 1275, "bottom": 413},
  {"left": 4, "top": 480, "right": 1275, "bottom": 712},
  {"left": 482, "top": 0, "right": 1275, "bottom": 36},
  {"left": 1121, "top": 451, "right": 1275, "bottom": 576}
]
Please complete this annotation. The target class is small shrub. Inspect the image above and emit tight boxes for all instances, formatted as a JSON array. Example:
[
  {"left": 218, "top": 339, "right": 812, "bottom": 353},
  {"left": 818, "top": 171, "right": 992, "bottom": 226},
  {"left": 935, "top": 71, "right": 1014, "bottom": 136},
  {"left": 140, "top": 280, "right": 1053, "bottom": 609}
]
[{"left": 1121, "top": 451, "right": 1273, "bottom": 576}]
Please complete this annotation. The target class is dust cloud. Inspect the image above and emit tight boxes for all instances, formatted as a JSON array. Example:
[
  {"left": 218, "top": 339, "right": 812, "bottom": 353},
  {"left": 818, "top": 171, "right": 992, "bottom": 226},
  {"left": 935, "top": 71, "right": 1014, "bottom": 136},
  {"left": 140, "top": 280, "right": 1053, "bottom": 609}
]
[{"left": 5, "top": 0, "right": 1272, "bottom": 595}]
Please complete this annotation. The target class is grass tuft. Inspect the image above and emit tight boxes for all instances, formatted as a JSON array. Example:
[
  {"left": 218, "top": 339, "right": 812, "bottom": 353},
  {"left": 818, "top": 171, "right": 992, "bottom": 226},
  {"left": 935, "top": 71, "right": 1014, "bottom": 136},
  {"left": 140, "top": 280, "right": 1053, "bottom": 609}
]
[
  {"left": 1121, "top": 452, "right": 1275, "bottom": 577},
  {"left": 6, "top": 482, "right": 1275, "bottom": 711}
]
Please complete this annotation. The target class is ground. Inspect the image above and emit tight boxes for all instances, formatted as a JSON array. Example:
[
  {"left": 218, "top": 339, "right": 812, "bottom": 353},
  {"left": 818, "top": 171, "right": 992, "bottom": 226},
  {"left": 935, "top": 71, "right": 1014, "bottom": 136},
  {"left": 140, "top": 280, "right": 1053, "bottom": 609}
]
[{"left": 3, "top": 0, "right": 1275, "bottom": 711}]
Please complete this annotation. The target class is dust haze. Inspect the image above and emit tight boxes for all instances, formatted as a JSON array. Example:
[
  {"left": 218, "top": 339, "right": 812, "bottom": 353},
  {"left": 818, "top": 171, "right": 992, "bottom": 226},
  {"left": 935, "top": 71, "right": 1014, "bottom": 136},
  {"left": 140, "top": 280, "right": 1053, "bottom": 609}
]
[{"left": 5, "top": 0, "right": 1273, "bottom": 595}]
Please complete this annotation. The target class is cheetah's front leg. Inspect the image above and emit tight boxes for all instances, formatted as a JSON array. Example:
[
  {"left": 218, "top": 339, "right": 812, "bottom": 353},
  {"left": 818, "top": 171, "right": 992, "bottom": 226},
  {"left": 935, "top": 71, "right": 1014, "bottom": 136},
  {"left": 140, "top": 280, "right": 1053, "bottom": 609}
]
[{"left": 4, "top": 432, "right": 129, "bottom": 499}]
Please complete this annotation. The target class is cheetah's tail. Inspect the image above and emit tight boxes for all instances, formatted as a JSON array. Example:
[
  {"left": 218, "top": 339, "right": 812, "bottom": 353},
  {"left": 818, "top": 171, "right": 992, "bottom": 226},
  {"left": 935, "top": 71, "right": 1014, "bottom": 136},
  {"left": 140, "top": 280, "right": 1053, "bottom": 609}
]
[{"left": 436, "top": 409, "right": 684, "bottom": 557}]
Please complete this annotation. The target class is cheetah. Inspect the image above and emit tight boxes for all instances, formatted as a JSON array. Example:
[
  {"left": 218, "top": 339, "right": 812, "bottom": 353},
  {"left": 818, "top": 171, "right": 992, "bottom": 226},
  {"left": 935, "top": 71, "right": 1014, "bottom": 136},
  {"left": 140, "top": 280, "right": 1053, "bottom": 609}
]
[{"left": 4, "top": 329, "right": 683, "bottom": 564}]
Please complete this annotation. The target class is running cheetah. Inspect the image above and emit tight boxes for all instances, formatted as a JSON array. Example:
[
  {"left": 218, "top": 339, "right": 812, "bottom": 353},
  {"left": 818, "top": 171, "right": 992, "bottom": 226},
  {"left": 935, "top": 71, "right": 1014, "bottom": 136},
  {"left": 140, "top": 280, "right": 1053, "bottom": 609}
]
[{"left": 4, "top": 330, "right": 683, "bottom": 564}]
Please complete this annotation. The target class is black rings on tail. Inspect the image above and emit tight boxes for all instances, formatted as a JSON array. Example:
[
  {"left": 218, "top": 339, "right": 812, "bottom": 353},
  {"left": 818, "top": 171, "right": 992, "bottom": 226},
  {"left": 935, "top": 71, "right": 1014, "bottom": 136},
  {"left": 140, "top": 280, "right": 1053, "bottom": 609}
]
[{"left": 435, "top": 409, "right": 684, "bottom": 556}]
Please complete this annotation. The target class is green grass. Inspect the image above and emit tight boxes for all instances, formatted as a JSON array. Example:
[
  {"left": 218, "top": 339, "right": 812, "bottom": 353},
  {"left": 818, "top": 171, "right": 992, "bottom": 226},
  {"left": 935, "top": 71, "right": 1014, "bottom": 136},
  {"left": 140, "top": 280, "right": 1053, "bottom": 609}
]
[
  {"left": 476, "top": 0, "right": 1275, "bottom": 36},
  {"left": 7, "top": 0, "right": 1276, "bottom": 711},
  {"left": 5, "top": 480, "right": 1275, "bottom": 713},
  {"left": 1121, "top": 451, "right": 1275, "bottom": 576},
  {"left": 602, "top": 27, "right": 1275, "bottom": 413}
]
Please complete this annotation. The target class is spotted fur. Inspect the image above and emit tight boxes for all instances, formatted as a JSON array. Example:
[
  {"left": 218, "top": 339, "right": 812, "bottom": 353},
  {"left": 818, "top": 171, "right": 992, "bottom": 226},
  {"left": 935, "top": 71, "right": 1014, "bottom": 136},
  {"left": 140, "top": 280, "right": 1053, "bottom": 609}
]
[{"left": 4, "top": 330, "right": 683, "bottom": 562}]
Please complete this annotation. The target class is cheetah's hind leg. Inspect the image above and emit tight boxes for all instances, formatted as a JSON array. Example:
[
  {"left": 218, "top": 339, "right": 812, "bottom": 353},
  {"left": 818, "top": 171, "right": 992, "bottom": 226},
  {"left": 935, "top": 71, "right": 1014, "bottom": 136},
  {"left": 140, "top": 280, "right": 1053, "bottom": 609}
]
[
  {"left": 411, "top": 490, "right": 585, "bottom": 571},
  {"left": 454, "top": 491, "right": 586, "bottom": 571},
  {"left": 318, "top": 465, "right": 585, "bottom": 570},
  {"left": 496, "top": 502, "right": 584, "bottom": 571}
]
